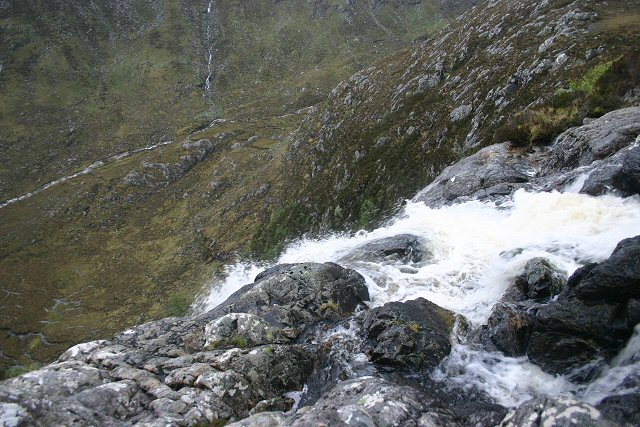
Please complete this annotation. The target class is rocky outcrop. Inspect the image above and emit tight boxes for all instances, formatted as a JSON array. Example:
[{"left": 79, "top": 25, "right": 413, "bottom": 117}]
[
  {"left": 415, "top": 107, "right": 640, "bottom": 206},
  {"left": 123, "top": 139, "right": 217, "bottom": 188},
  {"left": 414, "top": 143, "right": 533, "bottom": 206},
  {"left": 362, "top": 298, "right": 456, "bottom": 370},
  {"left": 269, "top": 0, "right": 640, "bottom": 240},
  {"left": 0, "top": 262, "right": 369, "bottom": 426}
]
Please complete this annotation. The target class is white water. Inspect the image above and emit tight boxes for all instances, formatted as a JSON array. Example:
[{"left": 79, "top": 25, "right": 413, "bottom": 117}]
[
  {"left": 204, "top": 1, "right": 215, "bottom": 93},
  {"left": 580, "top": 324, "right": 640, "bottom": 405},
  {"left": 0, "top": 140, "right": 174, "bottom": 210},
  {"left": 195, "top": 188, "right": 640, "bottom": 407}
]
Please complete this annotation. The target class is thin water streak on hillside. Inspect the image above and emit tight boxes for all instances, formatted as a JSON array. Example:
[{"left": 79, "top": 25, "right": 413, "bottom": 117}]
[
  {"left": 204, "top": 1, "right": 214, "bottom": 94},
  {"left": 0, "top": 140, "right": 175, "bottom": 210}
]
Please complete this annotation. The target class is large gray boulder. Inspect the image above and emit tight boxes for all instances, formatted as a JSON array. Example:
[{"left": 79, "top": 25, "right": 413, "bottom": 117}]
[
  {"left": 541, "top": 108, "right": 640, "bottom": 175},
  {"left": 413, "top": 143, "right": 533, "bottom": 206},
  {"left": 413, "top": 107, "right": 640, "bottom": 207},
  {"left": 197, "top": 262, "right": 369, "bottom": 329}
]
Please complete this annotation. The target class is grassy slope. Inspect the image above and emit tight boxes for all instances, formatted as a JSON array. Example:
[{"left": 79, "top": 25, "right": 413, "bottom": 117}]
[
  {"left": 0, "top": 0, "right": 209, "bottom": 200},
  {"left": 0, "top": 0, "right": 453, "bottom": 376},
  {"left": 209, "top": 0, "right": 446, "bottom": 117},
  {"left": 0, "top": 113, "right": 301, "bottom": 372}
]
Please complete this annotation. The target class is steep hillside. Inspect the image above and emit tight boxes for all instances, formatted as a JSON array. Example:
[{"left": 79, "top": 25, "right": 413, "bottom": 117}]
[
  {"left": 0, "top": 0, "right": 462, "bottom": 376},
  {"left": 0, "top": 0, "right": 452, "bottom": 202},
  {"left": 255, "top": 0, "right": 640, "bottom": 256},
  {"left": 0, "top": 0, "right": 208, "bottom": 200}
]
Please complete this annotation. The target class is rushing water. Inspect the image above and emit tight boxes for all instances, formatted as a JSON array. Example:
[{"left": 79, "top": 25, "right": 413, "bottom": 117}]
[{"left": 194, "top": 187, "right": 640, "bottom": 407}]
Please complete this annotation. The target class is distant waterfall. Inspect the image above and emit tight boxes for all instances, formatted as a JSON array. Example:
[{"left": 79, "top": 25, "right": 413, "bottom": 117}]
[{"left": 204, "top": 1, "right": 215, "bottom": 94}]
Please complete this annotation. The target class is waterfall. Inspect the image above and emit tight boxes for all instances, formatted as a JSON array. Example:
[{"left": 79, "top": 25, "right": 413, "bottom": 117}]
[
  {"left": 204, "top": 1, "right": 214, "bottom": 94},
  {"left": 194, "top": 187, "right": 640, "bottom": 407}
]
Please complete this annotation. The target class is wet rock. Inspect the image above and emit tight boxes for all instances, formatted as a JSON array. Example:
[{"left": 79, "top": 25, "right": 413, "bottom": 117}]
[
  {"left": 499, "top": 397, "right": 611, "bottom": 427},
  {"left": 503, "top": 257, "right": 567, "bottom": 302},
  {"left": 527, "top": 237, "right": 640, "bottom": 375},
  {"left": 568, "top": 236, "right": 640, "bottom": 303},
  {"left": 483, "top": 303, "right": 533, "bottom": 357},
  {"left": 288, "top": 377, "right": 438, "bottom": 426},
  {"left": 581, "top": 145, "right": 640, "bottom": 197},
  {"left": 362, "top": 298, "right": 456, "bottom": 370},
  {"left": 413, "top": 143, "right": 532, "bottom": 206},
  {"left": 341, "top": 234, "right": 431, "bottom": 264},
  {"left": 597, "top": 393, "right": 640, "bottom": 426}
]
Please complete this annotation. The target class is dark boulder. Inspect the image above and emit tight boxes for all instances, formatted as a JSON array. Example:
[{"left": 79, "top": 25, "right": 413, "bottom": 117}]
[
  {"left": 341, "top": 234, "right": 431, "bottom": 264},
  {"left": 362, "top": 298, "right": 456, "bottom": 370},
  {"left": 614, "top": 146, "right": 640, "bottom": 196},
  {"left": 597, "top": 393, "right": 640, "bottom": 427},
  {"left": 568, "top": 237, "right": 640, "bottom": 303},
  {"left": 476, "top": 238, "right": 640, "bottom": 376},
  {"left": 503, "top": 257, "right": 567, "bottom": 302},
  {"left": 482, "top": 303, "right": 533, "bottom": 357},
  {"left": 527, "top": 236, "right": 640, "bottom": 375}
]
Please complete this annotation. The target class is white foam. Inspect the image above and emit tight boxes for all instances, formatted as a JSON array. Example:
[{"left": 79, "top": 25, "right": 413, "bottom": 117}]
[
  {"left": 194, "top": 190, "right": 640, "bottom": 407},
  {"left": 434, "top": 345, "right": 577, "bottom": 407}
]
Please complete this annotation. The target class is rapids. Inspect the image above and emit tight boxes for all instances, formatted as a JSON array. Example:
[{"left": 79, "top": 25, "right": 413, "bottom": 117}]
[{"left": 194, "top": 187, "right": 640, "bottom": 408}]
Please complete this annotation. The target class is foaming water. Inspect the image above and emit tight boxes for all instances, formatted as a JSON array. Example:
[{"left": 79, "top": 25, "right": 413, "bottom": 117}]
[
  {"left": 194, "top": 189, "right": 640, "bottom": 406},
  {"left": 580, "top": 324, "right": 640, "bottom": 405},
  {"left": 192, "top": 262, "right": 265, "bottom": 314},
  {"left": 273, "top": 190, "right": 640, "bottom": 324},
  {"left": 434, "top": 345, "right": 577, "bottom": 407}
]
